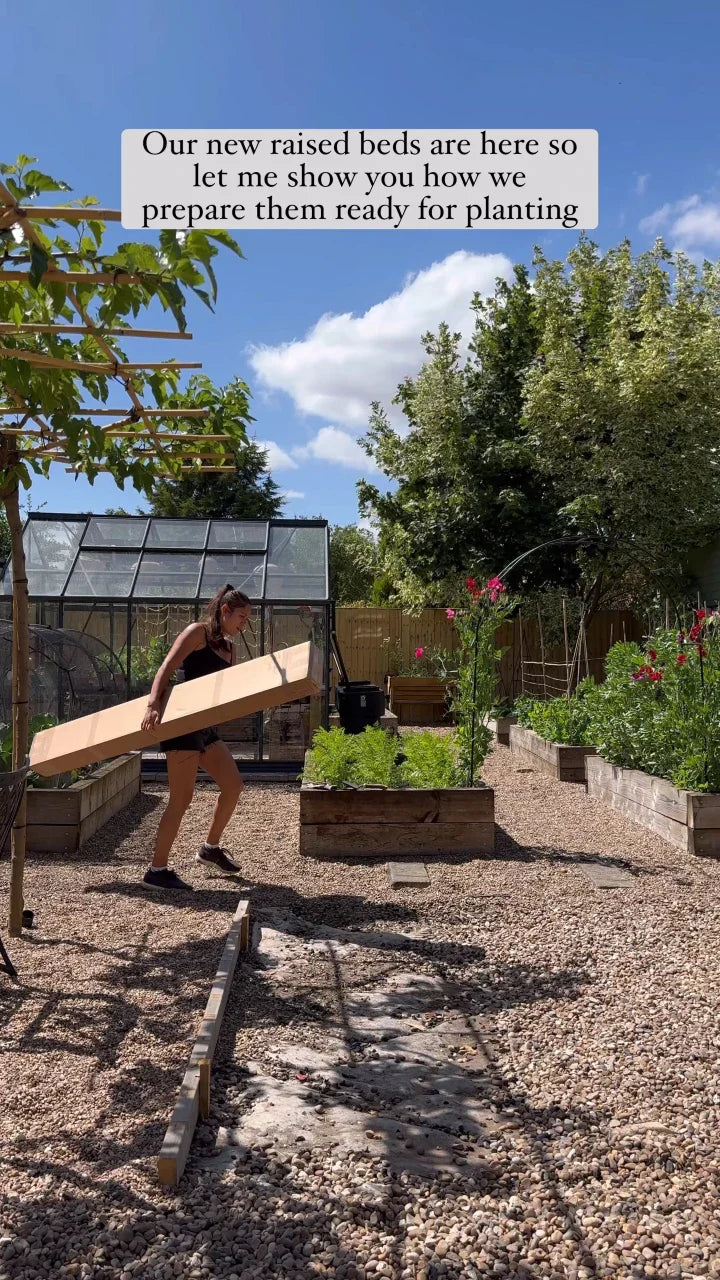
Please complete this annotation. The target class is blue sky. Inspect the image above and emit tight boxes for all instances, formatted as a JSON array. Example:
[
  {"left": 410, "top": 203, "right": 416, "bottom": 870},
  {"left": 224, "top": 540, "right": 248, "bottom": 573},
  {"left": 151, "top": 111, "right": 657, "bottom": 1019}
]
[{"left": 5, "top": 0, "right": 720, "bottom": 525}]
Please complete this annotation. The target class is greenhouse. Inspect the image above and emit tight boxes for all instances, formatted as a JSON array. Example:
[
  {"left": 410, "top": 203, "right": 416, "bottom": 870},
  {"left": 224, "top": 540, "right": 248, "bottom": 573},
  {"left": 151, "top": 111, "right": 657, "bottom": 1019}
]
[{"left": 0, "top": 514, "right": 331, "bottom": 773}]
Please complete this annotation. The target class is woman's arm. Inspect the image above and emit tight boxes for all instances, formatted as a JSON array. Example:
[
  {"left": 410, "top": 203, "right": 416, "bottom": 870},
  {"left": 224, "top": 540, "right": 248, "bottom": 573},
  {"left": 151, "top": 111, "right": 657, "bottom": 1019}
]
[{"left": 141, "top": 624, "right": 205, "bottom": 731}]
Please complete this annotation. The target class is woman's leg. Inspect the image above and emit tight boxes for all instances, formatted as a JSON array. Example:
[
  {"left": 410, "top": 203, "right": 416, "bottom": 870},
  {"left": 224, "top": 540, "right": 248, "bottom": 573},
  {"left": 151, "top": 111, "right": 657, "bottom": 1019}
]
[
  {"left": 199, "top": 740, "right": 244, "bottom": 845},
  {"left": 151, "top": 750, "right": 200, "bottom": 868}
]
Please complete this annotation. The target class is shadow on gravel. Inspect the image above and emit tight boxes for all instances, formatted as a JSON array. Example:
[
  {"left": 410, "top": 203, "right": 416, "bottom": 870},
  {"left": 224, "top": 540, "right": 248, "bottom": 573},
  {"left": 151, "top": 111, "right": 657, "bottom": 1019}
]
[{"left": 23, "top": 792, "right": 162, "bottom": 867}]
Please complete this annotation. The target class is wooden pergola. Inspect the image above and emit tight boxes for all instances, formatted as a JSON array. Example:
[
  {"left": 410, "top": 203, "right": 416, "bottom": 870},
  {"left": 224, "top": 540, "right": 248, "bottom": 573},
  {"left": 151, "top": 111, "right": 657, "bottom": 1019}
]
[{"left": 0, "top": 185, "right": 242, "bottom": 938}]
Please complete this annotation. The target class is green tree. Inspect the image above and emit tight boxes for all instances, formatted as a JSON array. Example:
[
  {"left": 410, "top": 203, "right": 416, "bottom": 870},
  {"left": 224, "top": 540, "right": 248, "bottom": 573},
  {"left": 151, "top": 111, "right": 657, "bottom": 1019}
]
[
  {"left": 0, "top": 154, "right": 246, "bottom": 934},
  {"left": 328, "top": 523, "right": 379, "bottom": 603},
  {"left": 358, "top": 268, "right": 569, "bottom": 609},
  {"left": 523, "top": 236, "right": 720, "bottom": 614},
  {"left": 149, "top": 376, "right": 283, "bottom": 519}
]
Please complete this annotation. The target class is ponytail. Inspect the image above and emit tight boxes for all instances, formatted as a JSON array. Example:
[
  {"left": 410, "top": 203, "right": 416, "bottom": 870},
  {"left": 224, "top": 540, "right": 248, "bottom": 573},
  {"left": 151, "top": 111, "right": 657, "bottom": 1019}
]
[{"left": 203, "top": 583, "right": 251, "bottom": 649}]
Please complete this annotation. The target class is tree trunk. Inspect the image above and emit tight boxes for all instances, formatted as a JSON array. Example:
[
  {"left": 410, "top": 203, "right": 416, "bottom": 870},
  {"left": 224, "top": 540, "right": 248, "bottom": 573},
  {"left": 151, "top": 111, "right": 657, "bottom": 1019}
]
[{"left": 4, "top": 482, "right": 29, "bottom": 937}]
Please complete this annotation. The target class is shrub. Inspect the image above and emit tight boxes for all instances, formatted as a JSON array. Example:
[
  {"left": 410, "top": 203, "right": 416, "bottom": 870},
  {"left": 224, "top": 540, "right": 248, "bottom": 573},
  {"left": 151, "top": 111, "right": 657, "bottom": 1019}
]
[{"left": 513, "top": 678, "right": 599, "bottom": 746}]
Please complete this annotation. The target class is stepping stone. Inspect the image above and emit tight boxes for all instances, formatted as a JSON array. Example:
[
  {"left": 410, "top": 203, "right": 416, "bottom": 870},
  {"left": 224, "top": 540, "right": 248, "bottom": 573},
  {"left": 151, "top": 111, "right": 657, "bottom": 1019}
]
[
  {"left": 582, "top": 860, "right": 634, "bottom": 889},
  {"left": 387, "top": 862, "right": 430, "bottom": 887}
]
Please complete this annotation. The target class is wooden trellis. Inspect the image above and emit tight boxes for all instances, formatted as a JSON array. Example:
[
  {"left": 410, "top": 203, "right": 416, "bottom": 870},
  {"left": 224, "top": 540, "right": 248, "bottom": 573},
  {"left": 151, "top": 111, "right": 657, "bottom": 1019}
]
[{"left": 0, "top": 184, "right": 242, "bottom": 938}]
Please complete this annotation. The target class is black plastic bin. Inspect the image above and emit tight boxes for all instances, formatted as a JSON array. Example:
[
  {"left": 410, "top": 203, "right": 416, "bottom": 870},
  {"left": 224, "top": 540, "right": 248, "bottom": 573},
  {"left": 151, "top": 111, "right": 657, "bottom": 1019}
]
[{"left": 335, "top": 681, "right": 386, "bottom": 734}]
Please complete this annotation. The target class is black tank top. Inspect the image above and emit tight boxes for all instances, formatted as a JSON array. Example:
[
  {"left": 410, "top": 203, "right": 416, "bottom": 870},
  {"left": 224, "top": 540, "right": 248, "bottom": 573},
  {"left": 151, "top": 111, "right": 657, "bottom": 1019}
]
[{"left": 182, "top": 631, "right": 232, "bottom": 682}]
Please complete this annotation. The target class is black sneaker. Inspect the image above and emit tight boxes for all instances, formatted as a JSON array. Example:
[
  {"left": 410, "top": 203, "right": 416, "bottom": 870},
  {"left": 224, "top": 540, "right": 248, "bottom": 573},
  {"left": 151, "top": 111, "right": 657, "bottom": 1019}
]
[
  {"left": 142, "top": 867, "right": 193, "bottom": 891},
  {"left": 196, "top": 845, "right": 240, "bottom": 874}
]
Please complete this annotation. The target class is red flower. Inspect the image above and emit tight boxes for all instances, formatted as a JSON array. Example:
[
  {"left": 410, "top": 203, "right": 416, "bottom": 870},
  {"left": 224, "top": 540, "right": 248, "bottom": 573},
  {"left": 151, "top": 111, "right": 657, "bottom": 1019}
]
[
  {"left": 689, "top": 623, "right": 703, "bottom": 643},
  {"left": 677, "top": 653, "right": 688, "bottom": 666},
  {"left": 697, "top": 645, "right": 707, "bottom": 659},
  {"left": 466, "top": 577, "right": 477, "bottom": 591},
  {"left": 697, "top": 609, "right": 707, "bottom": 622},
  {"left": 648, "top": 649, "right": 657, "bottom": 661},
  {"left": 648, "top": 670, "right": 662, "bottom": 682},
  {"left": 632, "top": 665, "right": 648, "bottom": 681}
]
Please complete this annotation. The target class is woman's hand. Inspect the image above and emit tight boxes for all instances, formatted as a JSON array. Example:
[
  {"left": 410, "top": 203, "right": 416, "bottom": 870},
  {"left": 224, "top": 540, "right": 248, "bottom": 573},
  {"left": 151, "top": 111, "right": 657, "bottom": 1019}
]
[{"left": 142, "top": 702, "right": 161, "bottom": 732}]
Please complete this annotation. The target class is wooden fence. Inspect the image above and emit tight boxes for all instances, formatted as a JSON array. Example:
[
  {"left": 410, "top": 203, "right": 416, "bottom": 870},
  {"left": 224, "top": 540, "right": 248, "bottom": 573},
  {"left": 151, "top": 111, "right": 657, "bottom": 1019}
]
[{"left": 334, "top": 607, "right": 643, "bottom": 702}]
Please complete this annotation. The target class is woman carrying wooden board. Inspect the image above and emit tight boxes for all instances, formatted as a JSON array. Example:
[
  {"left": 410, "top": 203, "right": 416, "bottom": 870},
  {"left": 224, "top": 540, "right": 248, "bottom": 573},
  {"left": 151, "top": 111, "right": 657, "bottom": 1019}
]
[{"left": 140, "top": 584, "right": 252, "bottom": 890}]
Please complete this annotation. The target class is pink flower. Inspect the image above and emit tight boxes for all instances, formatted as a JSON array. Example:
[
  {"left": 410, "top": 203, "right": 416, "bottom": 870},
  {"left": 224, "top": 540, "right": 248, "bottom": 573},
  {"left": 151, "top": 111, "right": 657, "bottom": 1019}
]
[
  {"left": 446, "top": 608, "right": 455, "bottom": 619},
  {"left": 486, "top": 575, "right": 506, "bottom": 604},
  {"left": 414, "top": 647, "right": 424, "bottom": 659}
]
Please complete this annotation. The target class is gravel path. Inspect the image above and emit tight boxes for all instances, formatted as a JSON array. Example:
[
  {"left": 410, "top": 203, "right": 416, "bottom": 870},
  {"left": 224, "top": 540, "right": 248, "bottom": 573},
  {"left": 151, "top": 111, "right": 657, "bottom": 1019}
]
[{"left": 1, "top": 743, "right": 720, "bottom": 1279}]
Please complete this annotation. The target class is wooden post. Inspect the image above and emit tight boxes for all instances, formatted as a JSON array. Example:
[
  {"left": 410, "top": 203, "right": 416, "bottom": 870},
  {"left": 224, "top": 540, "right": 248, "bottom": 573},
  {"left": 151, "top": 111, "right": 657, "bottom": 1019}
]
[
  {"left": 537, "top": 603, "right": 548, "bottom": 699},
  {"left": 562, "top": 599, "right": 571, "bottom": 699},
  {"left": 3, "top": 475, "right": 30, "bottom": 936},
  {"left": 582, "top": 618, "right": 590, "bottom": 680},
  {"left": 665, "top": 598, "right": 671, "bottom": 630}
]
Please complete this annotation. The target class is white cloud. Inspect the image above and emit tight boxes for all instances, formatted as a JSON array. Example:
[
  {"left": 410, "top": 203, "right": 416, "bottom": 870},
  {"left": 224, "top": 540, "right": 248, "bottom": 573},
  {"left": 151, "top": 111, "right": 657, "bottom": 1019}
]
[
  {"left": 256, "top": 439, "right": 298, "bottom": 471},
  {"left": 292, "top": 426, "right": 379, "bottom": 472},
  {"left": 638, "top": 194, "right": 720, "bottom": 248},
  {"left": 280, "top": 489, "right": 305, "bottom": 500},
  {"left": 247, "top": 250, "right": 513, "bottom": 429},
  {"left": 635, "top": 173, "right": 649, "bottom": 196}
]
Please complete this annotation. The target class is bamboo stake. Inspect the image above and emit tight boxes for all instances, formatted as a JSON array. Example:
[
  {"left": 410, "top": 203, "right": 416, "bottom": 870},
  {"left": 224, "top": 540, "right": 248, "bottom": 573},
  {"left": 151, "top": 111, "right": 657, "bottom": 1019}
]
[
  {"left": 0, "top": 324, "right": 193, "bottom": 340},
  {"left": 562, "top": 598, "right": 570, "bottom": 699},
  {"left": 582, "top": 618, "right": 590, "bottom": 680},
  {"left": 0, "top": 349, "right": 201, "bottom": 375},
  {"left": 665, "top": 598, "right": 670, "bottom": 629},
  {"left": 518, "top": 608, "right": 525, "bottom": 696},
  {"left": 3, "top": 475, "right": 29, "bottom": 937},
  {"left": 1, "top": 270, "right": 144, "bottom": 284},
  {"left": 537, "top": 603, "right": 548, "bottom": 699},
  {"left": 0, "top": 408, "right": 209, "bottom": 419},
  {"left": 8, "top": 206, "right": 122, "bottom": 222}
]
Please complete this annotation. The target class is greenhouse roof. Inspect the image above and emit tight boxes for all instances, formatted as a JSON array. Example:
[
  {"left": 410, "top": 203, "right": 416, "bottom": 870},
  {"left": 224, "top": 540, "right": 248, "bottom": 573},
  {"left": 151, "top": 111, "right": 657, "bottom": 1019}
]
[{"left": 1, "top": 514, "right": 330, "bottom": 603}]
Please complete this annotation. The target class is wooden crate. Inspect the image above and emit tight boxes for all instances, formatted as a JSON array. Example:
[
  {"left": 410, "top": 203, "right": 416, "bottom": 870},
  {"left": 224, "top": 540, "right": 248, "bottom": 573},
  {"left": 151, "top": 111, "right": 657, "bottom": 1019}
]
[
  {"left": 509, "top": 723, "right": 596, "bottom": 783},
  {"left": 22, "top": 754, "right": 142, "bottom": 854},
  {"left": 299, "top": 758, "right": 494, "bottom": 858},
  {"left": 586, "top": 756, "right": 720, "bottom": 857},
  {"left": 386, "top": 676, "right": 452, "bottom": 726}
]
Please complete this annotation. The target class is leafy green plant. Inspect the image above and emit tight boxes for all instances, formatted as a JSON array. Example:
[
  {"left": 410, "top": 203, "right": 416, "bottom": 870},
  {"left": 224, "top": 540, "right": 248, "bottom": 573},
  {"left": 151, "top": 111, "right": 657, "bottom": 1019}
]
[
  {"left": 0, "top": 714, "right": 79, "bottom": 788},
  {"left": 304, "top": 725, "right": 461, "bottom": 789},
  {"left": 130, "top": 635, "right": 173, "bottom": 692},
  {"left": 304, "top": 727, "right": 360, "bottom": 788},
  {"left": 514, "top": 678, "right": 599, "bottom": 746},
  {"left": 352, "top": 725, "right": 401, "bottom": 787},
  {"left": 398, "top": 731, "right": 461, "bottom": 788}
]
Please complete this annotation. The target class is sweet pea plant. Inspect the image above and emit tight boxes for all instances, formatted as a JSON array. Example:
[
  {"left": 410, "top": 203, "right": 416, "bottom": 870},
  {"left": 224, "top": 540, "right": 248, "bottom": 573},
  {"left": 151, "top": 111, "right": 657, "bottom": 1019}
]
[
  {"left": 590, "top": 612, "right": 720, "bottom": 791},
  {"left": 448, "top": 575, "right": 514, "bottom": 785}
]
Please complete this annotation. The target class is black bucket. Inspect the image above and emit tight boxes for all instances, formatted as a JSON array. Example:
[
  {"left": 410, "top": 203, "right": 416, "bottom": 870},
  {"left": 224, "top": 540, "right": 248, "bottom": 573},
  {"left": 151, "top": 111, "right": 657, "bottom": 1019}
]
[{"left": 336, "top": 681, "right": 386, "bottom": 734}]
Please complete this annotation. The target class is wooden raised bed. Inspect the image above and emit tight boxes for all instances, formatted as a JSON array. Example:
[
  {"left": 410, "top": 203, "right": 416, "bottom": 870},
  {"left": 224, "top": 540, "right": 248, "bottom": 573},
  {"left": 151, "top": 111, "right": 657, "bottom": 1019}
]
[
  {"left": 24, "top": 753, "right": 142, "bottom": 854},
  {"left": 509, "top": 723, "right": 596, "bottom": 783},
  {"left": 300, "top": 757, "right": 494, "bottom": 858},
  {"left": 386, "top": 676, "right": 452, "bottom": 726},
  {"left": 488, "top": 713, "right": 517, "bottom": 746},
  {"left": 586, "top": 756, "right": 720, "bottom": 857}
]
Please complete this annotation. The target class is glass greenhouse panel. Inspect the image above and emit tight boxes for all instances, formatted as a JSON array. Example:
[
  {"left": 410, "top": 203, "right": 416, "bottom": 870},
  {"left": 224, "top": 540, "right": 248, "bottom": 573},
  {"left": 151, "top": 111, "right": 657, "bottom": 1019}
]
[
  {"left": 133, "top": 552, "right": 203, "bottom": 599},
  {"left": 83, "top": 516, "right": 148, "bottom": 548},
  {"left": 209, "top": 521, "right": 268, "bottom": 551},
  {"left": 1, "top": 518, "right": 85, "bottom": 596},
  {"left": 266, "top": 525, "right": 327, "bottom": 599},
  {"left": 200, "top": 553, "right": 266, "bottom": 599},
  {"left": 146, "top": 519, "right": 208, "bottom": 549},
  {"left": 64, "top": 551, "right": 139, "bottom": 598}
]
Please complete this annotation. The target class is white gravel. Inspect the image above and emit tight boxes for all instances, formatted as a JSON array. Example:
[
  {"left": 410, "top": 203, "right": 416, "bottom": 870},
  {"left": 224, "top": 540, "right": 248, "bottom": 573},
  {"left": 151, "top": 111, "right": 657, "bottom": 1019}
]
[{"left": 1, "top": 742, "right": 719, "bottom": 1279}]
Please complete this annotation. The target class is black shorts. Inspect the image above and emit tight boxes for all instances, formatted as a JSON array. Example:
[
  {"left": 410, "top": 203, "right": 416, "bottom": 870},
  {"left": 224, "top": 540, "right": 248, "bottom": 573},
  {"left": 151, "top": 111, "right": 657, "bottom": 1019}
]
[{"left": 163, "top": 727, "right": 221, "bottom": 754}]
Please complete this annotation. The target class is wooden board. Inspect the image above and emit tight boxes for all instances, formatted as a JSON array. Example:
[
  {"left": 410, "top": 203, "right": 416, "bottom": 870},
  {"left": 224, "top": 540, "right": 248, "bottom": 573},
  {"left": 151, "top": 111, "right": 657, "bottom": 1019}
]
[
  {"left": 509, "top": 724, "right": 595, "bottom": 783},
  {"left": 30, "top": 642, "right": 323, "bottom": 777},
  {"left": 299, "top": 785, "right": 494, "bottom": 825},
  {"left": 300, "top": 821, "right": 495, "bottom": 858},
  {"left": 157, "top": 898, "right": 250, "bottom": 1187},
  {"left": 388, "top": 861, "right": 430, "bottom": 886},
  {"left": 586, "top": 756, "right": 720, "bottom": 857}
]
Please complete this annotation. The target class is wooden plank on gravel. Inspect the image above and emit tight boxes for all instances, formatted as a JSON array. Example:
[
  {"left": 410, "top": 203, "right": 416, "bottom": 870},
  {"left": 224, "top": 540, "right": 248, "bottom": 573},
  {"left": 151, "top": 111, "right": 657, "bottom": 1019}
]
[
  {"left": 387, "top": 861, "right": 430, "bottom": 886},
  {"left": 157, "top": 897, "right": 250, "bottom": 1187}
]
